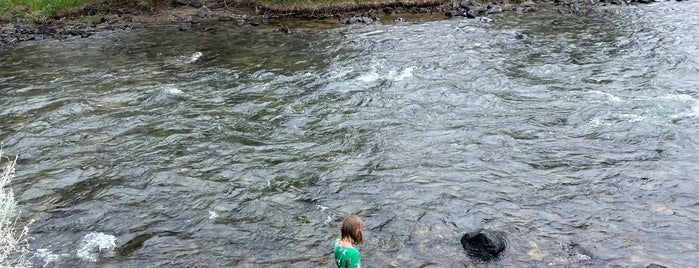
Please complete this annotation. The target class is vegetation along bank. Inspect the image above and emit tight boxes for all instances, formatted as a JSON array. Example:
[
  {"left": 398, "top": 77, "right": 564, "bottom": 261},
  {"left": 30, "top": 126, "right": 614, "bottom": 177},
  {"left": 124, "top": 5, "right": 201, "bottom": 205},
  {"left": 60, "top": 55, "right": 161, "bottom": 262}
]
[{"left": 0, "top": 0, "right": 686, "bottom": 45}]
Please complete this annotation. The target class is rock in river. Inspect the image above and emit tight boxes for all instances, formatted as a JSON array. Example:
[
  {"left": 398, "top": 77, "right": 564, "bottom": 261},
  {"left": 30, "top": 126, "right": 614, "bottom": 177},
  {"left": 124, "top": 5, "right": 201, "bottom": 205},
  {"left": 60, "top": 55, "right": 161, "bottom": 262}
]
[{"left": 461, "top": 229, "right": 506, "bottom": 261}]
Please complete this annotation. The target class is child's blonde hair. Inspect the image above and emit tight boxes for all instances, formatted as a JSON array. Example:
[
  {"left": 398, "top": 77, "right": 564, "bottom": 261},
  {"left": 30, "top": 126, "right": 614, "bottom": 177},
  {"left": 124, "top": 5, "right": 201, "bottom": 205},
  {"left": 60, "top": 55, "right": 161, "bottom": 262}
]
[{"left": 341, "top": 215, "right": 364, "bottom": 245}]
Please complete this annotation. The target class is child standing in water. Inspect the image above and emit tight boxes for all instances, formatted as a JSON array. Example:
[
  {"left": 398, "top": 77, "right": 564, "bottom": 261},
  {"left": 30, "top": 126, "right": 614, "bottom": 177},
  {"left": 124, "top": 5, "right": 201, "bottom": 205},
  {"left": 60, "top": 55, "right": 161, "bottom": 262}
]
[{"left": 334, "top": 215, "right": 364, "bottom": 268}]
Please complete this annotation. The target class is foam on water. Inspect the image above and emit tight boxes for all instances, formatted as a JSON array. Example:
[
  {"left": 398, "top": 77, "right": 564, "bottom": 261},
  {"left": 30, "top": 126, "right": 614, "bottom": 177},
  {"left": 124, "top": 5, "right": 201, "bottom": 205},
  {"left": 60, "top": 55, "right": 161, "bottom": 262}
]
[
  {"left": 35, "top": 248, "right": 68, "bottom": 267},
  {"left": 187, "top": 52, "right": 203, "bottom": 64},
  {"left": 209, "top": 210, "right": 218, "bottom": 220},
  {"left": 390, "top": 66, "right": 417, "bottom": 81},
  {"left": 356, "top": 65, "right": 416, "bottom": 83},
  {"left": 662, "top": 93, "right": 699, "bottom": 119},
  {"left": 588, "top": 90, "right": 624, "bottom": 102},
  {"left": 76, "top": 232, "right": 117, "bottom": 262},
  {"left": 161, "top": 85, "right": 183, "bottom": 95}
]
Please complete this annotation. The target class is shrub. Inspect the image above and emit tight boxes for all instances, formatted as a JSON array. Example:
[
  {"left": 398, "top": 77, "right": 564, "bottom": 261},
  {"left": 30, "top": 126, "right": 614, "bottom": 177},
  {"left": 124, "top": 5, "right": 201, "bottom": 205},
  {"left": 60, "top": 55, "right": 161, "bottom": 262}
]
[{"left": 0, "top": 147, "right": 32, "bottom": 268}]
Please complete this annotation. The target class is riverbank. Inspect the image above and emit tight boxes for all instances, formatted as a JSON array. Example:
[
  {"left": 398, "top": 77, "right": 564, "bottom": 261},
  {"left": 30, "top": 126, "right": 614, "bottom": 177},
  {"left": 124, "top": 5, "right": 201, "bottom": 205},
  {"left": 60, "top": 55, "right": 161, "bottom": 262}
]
[{"left": 0, "top": 0, "right": 677, "bottom": 45}]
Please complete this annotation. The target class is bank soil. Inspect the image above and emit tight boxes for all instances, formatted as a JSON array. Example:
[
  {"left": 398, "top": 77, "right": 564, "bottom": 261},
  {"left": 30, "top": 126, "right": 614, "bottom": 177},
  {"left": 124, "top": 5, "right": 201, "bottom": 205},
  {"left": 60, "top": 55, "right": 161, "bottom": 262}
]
[{"left": 0, "top": 0, "right": 668, "bottom": 46}]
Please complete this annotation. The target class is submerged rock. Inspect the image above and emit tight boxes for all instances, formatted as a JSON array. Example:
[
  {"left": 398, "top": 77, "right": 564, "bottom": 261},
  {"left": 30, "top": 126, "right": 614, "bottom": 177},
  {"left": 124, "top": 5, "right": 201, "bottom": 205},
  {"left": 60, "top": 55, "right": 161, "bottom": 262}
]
[{"left": 461, "top": 229, "right": 506, "bottom": 261}]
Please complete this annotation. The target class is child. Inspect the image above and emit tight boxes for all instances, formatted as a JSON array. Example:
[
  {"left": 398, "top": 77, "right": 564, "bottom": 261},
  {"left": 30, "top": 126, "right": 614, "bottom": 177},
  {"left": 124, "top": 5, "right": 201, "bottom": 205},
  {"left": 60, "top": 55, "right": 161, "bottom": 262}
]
[{"left": 333, "top": 215, "right": 364, "bottom": 268}]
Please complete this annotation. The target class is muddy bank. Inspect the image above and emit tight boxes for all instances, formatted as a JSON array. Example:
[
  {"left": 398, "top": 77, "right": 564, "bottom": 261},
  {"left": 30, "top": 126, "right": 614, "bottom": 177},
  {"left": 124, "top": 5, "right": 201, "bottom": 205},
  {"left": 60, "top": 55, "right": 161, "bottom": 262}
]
[{"left": 0, "top": 0, "right": 683, "bottom": 46}]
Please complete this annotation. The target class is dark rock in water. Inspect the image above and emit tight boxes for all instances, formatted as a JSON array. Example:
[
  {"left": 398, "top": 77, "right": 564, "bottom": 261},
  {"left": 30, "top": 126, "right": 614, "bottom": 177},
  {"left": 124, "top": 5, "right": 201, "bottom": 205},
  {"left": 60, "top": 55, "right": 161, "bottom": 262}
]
[
  {"left": 466, "top": 10, "right": 479, "bottom": 18},
  {"left": 341, "top": 17, "right": 373, "bottom": 24},
  {"left": 179, "top": 23, "right": 191, "bottom": 31},
  {"left": 218, "top": 16, "right": 232, "bottom": 21},
  {"left": 340, "top": 17, "right": 355, "bottom": 24},
  {"left": 637, "top": 0, "right": 653, "bottom": 3},
  {"left": 461, "top": 229, "right": 506, "bottom": 261},
  {"left": 647, "top": 264, "right": 668, "bottom": 268},
  {"left": 515, "top": 32, "right": 528, "bottom": 40}
]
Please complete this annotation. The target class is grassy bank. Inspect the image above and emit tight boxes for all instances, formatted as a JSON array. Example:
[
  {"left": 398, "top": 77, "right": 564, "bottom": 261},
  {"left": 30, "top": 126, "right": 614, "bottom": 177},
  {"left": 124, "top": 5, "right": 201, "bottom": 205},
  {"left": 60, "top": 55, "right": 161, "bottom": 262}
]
[
  {"left": 255, "top": 0, "right": 451, "bottom": 15},
  {"left": 1, "top": 0, "right": 462, "bottom": 23},
  {"left": 0, "top": 0, "right": 96, "bottom": 21}
]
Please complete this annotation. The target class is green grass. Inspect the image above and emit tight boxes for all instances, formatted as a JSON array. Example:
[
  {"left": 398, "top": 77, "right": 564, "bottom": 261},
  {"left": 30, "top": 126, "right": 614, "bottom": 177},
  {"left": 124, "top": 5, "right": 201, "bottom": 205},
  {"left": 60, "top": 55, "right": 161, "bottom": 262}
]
[{"left": 0, "top": 0, "right": 93, "bottom": 21}]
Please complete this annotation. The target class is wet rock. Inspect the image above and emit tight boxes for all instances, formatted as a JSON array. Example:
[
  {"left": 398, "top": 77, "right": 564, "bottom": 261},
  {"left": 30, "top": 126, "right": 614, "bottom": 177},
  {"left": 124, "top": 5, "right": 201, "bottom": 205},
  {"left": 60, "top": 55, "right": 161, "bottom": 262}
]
[
  {"left": 465, "top": 9, "right": 479, "bottom": 18},
  {"left": 461, "top": 229, "right": 506, "bottom": 261},
  {"left": 179, "top": 23, "right": 191, "bottom": 31},
  {"left": 647, "top": 264, "right": 668, "bottom": 268},
  {"left": 479, "top": 17, "right": 494, "bottom": 23},
  {"left": 37, "top": 25, "right": 55, "bottom": 35},
  {"left": 275, "top": 26, "right": 291, "bottom": 34},
  {"left": 487, "top": 5, "right": 503, "bottom": 14},
  {"left": 341, "top": 16, "right": 373, "bottom": 24},
  {"left": 515, "top": 32, "right": 528, "bottom": 40},
  {"left": 610, "top": 0, "right": 625, "bottom": 5},
  {"left": 218, "top": 16, "right": 232, "bottom": 21},
  {"left": 460, "top": 0, "right": 479, "bottom": 9},
  {"left": 172, "top": 0, "right": 203, "bottom": 8},
  {"left": 637, "top": 0, "right": 653, "bottom": 3},
  {"left": 189, "top": 0, "right": 203, "bottom": 8},
  {"left": 191, "top": 16, "right": 201, "bottom": 24},
  {"left": 445, "top": 9, "right": 460, "bottom": 17}
]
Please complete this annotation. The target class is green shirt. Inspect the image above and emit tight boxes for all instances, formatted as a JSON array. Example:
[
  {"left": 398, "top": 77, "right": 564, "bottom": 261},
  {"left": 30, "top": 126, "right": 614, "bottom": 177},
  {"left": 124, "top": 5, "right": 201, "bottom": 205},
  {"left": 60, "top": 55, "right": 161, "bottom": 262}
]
[{"left": 334, "top": 239, "right": 361, "bottom": 268}]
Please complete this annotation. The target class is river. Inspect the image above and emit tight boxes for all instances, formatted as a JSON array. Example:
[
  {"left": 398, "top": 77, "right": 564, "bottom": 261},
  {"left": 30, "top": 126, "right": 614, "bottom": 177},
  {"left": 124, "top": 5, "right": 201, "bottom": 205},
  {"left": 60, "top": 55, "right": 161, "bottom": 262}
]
[{"left": 1, "top": 2, "right": 698, "bottom": 267}]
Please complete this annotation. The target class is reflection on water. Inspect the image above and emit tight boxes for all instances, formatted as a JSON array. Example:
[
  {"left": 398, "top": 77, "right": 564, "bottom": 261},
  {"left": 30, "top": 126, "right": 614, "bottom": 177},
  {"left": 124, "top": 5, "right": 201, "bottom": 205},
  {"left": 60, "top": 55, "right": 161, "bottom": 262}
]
[{"left": 1, "top": 2, "right": 698, "bottom": 267}]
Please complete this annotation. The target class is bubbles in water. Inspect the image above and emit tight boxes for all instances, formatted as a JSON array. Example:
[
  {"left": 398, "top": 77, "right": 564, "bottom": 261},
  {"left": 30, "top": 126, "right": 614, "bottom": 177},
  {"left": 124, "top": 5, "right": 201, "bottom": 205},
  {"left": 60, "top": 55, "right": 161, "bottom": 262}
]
[
  {"left": 588, "top": 90, "right": 624, "bottom": 102},
  {"left": 76, "top": 232, "right": 117, "bottom": 262},
  {"left": 161, "top": 85, "right": 183, "bottom": 95},
  {"left": 356, "top": 65, "right": 416, "bottom": 83},
  {"left": 35, "top": 248, "right": 68, "bottom": 267},
  {"left": 393, "top": 66, "right": 416, "bottom": 81},
  {"left": 187, "top": 52, "right": 203, "bottom": 64}
]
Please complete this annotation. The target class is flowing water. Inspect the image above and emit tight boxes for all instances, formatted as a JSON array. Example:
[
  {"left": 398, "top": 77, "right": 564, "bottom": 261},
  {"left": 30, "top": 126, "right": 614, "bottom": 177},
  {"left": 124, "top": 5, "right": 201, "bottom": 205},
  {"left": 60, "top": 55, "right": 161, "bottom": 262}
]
[{"left": 1, "top": 2, "right": 698, "bottom": 267}]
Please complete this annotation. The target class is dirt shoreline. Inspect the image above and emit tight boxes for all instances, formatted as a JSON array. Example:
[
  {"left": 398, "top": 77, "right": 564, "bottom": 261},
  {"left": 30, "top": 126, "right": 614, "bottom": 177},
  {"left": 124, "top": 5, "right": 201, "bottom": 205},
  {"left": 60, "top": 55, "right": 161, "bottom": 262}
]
[{"left": 0, "top": 0, "right": 660, "bottom": 46}]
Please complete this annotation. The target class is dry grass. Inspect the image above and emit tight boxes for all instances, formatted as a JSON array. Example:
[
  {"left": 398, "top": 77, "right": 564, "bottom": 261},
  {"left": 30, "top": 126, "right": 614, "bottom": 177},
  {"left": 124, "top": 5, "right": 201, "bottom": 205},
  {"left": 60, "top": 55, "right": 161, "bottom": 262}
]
[
  {"left": 0, "top": 146, "right": 33, "bottom": 268},
  {"left": 255, "top": 0, "right": 451, "bottom": 15}
]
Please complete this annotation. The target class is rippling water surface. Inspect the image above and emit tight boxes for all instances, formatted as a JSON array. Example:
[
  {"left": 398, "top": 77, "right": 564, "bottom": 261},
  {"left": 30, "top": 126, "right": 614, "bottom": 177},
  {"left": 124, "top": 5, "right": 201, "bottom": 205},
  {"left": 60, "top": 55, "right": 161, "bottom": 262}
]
[{"left": 1, "top": 2, "right": 698, "bottom": 267}]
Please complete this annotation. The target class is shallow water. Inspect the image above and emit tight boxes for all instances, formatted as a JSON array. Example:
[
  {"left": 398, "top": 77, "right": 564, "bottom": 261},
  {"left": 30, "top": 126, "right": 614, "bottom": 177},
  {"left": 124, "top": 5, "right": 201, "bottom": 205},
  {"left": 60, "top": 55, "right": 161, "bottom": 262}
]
[{"left": 1, "top": 2, "right": 698, "bottom": 267}]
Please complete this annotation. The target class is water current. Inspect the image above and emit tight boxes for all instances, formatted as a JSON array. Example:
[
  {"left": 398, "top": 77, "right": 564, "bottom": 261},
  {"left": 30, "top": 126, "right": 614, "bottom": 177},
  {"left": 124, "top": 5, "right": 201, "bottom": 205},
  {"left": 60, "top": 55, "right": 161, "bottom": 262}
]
[{"left": 1, "top": 1, "right": 698, "bottom": 267}]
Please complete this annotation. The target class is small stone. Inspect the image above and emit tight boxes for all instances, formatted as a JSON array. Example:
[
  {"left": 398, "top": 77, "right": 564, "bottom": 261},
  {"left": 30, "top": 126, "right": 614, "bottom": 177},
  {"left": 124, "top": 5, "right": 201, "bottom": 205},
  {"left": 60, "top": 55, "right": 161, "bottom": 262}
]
[{"left": 479, "top": 16, "right": 494, "bottom": 23}]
